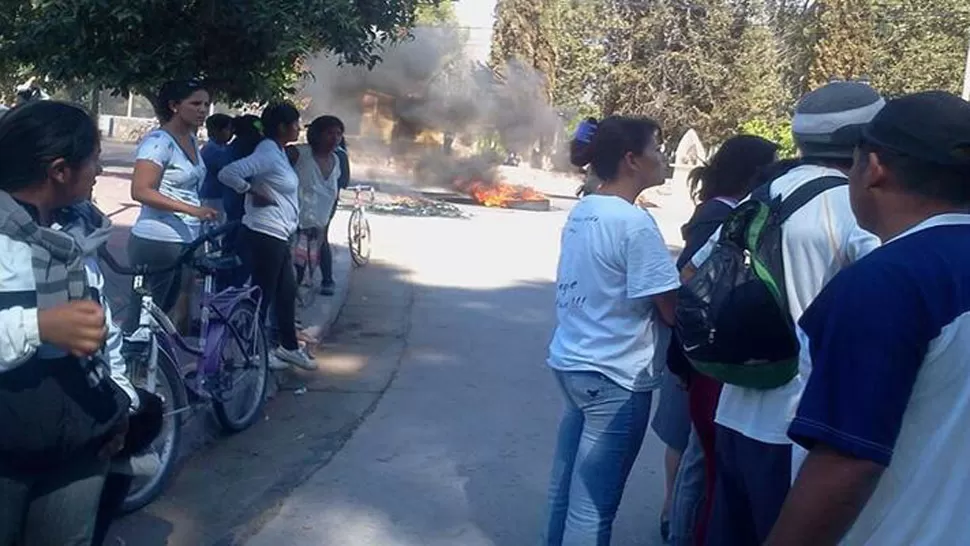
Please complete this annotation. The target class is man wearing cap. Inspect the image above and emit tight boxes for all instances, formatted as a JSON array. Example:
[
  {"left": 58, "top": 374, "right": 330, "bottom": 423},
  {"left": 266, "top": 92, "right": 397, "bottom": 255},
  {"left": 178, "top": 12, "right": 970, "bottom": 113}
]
[
  {"left": 766, "top": 92, "right": 970, "bottom": 545},
  {"left": 686, "top": 81, "right": 885, "bottom": 545}
]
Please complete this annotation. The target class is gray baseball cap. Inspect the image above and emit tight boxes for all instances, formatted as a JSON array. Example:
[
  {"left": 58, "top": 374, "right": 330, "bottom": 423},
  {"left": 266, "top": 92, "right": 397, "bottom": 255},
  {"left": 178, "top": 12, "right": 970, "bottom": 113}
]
[{"left": 792, "top": 81, "right": 886, "bottom": 160}]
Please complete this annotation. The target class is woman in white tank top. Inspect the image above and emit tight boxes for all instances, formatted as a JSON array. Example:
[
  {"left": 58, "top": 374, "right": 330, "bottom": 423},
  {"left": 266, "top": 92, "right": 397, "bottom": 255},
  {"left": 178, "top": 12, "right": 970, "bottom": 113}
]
[{"left": 288, "top": 115, "right": 345, "bottom": 295}]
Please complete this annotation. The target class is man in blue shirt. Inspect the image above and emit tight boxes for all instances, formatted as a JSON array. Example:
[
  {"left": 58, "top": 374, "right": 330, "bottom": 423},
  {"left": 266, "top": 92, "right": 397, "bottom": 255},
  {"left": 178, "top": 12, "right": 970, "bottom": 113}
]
[
  {"left": 767, "top": 91, "right": 970, "bottom": 545},
  {"left": 200, "top": 113, "right": 235, "bottom": 217}
]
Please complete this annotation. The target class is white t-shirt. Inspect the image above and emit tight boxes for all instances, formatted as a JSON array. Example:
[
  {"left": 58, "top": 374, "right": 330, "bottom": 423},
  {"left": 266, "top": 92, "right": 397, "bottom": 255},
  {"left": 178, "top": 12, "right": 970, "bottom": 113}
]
[
  {"left": 690, "top": 164, "right": 880, "bottom": 444},
  {"left": 218, "top": 139, "right": 300, "bottom": 242},
  {"left": 130, "top": 130, "right": 206, "bottom": 243},
  {"left": 548, "top": 195, "right": 680, "bottom": 392},
  {"left": 790, "top": 214, "right": 970, "bottom": 545}
]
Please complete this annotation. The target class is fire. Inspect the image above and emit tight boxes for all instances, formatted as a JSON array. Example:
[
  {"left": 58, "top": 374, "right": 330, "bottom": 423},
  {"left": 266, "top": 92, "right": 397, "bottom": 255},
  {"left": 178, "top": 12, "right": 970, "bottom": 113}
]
[{"left": 456, "top": 178, "right": 548, "bottom": 208}]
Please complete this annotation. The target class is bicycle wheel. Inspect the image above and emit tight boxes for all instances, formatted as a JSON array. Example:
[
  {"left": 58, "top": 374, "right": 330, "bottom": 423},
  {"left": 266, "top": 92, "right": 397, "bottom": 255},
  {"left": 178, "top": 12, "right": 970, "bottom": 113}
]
[
  {"left": 348, "top": 208, "right": 372, "bottom": 267},
  {"left": 213, "top": 299, "right": 270, "bottom": 432},
  {"left": 121, "top": 348, "right": 186, "bottom": 514}
]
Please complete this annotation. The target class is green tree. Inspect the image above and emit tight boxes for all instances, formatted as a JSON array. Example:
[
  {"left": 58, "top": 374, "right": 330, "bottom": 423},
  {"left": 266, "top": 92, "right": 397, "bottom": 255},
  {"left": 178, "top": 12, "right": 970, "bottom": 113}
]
[
  {"left": 598, "top": 0, "right": 786, "bottom": 146},
  {"left": 0, "top": 0, "right": 434, "bottom": 103},
  {"left": 547, "top": 0, "right": 609, "bottom": 118},
  {"left": 870, "top": 1, "right": 970, "bottom": 96},
  {"left": 489, "top": 0, "right": 558, "bottom": 101},
  {"left": 415, "top": 0, "right": 458, "bottom": 25},
  {"left": 808, "top": 0, "right": 875, "bottom": 89}
]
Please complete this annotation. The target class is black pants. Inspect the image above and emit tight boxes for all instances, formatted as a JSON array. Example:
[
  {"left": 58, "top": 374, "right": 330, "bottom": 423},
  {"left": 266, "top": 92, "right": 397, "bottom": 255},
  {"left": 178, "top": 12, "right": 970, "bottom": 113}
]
[
  {"left": 706, "top": 425, "right": 792, "bottom": 546},
  {"left": 242, "top": 227, "right": 299, "bottom": 350}
]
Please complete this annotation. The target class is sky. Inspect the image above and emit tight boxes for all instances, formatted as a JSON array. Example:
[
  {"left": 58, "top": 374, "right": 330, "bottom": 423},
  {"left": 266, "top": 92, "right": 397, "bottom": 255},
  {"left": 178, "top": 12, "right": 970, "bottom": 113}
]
[{"left": 454, "top": 0, "right": 497, "bottom": 62}]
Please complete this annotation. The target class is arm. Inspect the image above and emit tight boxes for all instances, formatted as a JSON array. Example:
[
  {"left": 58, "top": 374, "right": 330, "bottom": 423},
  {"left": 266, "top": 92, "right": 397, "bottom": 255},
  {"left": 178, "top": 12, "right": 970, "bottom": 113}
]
[
  {"left": 131, "top": 160, "right": 208, "bottom": 217},
  {"left": 627, "top": 222, "right": 681, "bottom": 320},
  {"left": 131, "top": 134, "right": 209, "bottom": 217},
  {"left": 90, "top": 265, "right": 139, "bottom": 412},
  {"left": 218, "top": 141, "right": 273, "bottom": 195},
  {"left": 768, "top": 264, "right": 928, "bottom": 545},
  {"left": 766, "top": 447, "right": 883, "bottom": 546},
  {"left": 0, "top": 307, "right": 40, "bottom": 370},
  {"left": 652, "top": 290, "right": 678, "bottom": 327}
]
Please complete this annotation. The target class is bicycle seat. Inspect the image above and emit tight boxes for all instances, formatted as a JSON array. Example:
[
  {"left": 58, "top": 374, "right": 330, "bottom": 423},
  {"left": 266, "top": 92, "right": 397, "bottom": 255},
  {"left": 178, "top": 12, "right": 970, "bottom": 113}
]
[{"left": 195, "top": 253, "right": 241, "bottom": 274}]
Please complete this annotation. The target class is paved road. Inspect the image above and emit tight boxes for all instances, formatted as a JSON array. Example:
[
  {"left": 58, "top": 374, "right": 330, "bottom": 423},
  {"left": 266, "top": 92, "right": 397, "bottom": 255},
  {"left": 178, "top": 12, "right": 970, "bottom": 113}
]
[
  {"left": 242, "top": 203, "right": 677, "bottom": 546},
  {"left": 98, "top": 139, "right": 687, "bottom": 544}
]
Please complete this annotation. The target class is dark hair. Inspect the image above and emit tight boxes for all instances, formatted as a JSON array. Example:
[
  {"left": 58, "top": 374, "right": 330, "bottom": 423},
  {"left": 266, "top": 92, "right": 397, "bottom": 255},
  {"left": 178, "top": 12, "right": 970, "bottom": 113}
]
[
  {"left": 750, "top": 158, "right": 804, "bottom": 191},
  {"left": 205, "top": 113, "right": 233, "bottom": 135},
  {"left": 861, "top": 142, "right": 970, "bottom": 206},
  {"left": 0, "top": 101, "right": 99, "bottom": 192},
  {"left": 306, "top": 115, "right": 345, "bottom": 150},
  {"left": 231, "top": 114, "right": 263, "bottom": 160},
  {"left": 154, "top": 79, "right": 208, "bottom": 123},
  {"left": 585, "top": 115, "right": 662, "bottom": 182},
  {"left": 261, "top": 102, "right": 301, "bottom": 140},
  {"left": 687, "top": 135, "right": 779, "bottom": 202}
]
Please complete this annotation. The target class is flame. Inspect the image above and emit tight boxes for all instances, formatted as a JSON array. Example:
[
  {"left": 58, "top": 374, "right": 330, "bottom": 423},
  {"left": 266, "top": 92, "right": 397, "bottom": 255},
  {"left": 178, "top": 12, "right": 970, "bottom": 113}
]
[{"left": 456, "top": 178, "right": 548, "bottom": 208}]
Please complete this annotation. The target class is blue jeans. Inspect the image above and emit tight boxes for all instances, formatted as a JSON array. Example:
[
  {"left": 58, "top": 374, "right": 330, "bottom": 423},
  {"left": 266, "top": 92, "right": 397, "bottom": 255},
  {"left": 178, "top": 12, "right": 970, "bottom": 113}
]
[
  {"left": 670, "top": 426, "right": 706, "bottom": 546},
  {"left": 543, "top": 370, "right": 654, "bottom": 546}
]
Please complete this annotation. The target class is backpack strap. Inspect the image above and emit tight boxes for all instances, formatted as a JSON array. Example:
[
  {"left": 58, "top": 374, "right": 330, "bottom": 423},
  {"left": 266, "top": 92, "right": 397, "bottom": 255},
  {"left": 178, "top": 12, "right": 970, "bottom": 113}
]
[
  {"left": 777, "top": 176, "right": 848, "bottom": 223},
  {"left": 749, "top": 182, "right": 772, "bottom": 203}
]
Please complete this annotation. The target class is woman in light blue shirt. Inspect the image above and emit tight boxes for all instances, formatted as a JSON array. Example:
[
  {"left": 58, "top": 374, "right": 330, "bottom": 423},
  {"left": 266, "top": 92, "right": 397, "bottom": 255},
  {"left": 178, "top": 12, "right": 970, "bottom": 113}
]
[{"left": 127, "top": 80, "right": 218, "bottom": 331}]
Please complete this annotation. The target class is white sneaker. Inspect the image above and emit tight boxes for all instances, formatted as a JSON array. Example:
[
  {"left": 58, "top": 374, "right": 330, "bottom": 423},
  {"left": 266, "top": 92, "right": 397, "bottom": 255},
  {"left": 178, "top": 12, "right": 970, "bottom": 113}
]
[
  {"left": 111, "top": 451, "right": 162, "bottom": 477},
  {"left": 274, "top": 346, "right": 317, "bottom": 371},
  {"left": 268, "top": 352, "right": 290, "bottom": 371}
]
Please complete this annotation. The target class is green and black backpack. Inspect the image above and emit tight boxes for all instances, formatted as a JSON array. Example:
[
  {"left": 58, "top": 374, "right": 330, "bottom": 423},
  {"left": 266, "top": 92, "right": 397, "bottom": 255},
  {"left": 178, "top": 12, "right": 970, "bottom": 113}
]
[{"left": 674, "top": 176, "right": 847, "bottom": 389}]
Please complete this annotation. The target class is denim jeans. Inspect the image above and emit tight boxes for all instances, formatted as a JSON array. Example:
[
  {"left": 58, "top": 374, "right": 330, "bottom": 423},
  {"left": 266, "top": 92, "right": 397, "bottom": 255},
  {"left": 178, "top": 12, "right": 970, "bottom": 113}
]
[
  {"left": 0, "top": 456, "right": 109, "bottom": 546},
  {"left": 669, "top": 426, "right": 706, "bottom": 546},
  {"left": 543, "top": 370, "right": 654, "bottom": 546}
]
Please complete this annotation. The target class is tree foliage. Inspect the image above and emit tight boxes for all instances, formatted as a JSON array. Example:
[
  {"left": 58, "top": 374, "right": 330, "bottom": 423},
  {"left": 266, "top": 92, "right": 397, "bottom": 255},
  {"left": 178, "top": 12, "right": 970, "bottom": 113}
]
[
  {"left": 808, "top": 0, "right": 875, "bottom": 89},
  {"left": 489, "top": 0, "right": 557, "bottom": 101},
  {"left": 870, "top": 0, "right": 970, "bottom": 97},
  {"left": 0, "top": 0, "right": 434, "bottom": 103},
  {"left": 488, "top": 0, "right": 969, "bottom": 153}
]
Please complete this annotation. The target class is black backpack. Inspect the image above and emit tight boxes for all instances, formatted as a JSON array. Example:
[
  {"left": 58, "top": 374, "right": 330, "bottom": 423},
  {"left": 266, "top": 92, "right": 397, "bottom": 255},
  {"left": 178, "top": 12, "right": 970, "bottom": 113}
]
[{"left": 674, "top": 176, "right": 847, "bottom": 389}]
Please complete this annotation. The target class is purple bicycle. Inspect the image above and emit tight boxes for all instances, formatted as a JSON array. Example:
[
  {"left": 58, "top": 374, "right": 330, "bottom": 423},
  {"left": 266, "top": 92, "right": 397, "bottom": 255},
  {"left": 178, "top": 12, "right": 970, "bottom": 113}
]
[{"left": 99, "top": 222, "right": 270, "bottom": 512}]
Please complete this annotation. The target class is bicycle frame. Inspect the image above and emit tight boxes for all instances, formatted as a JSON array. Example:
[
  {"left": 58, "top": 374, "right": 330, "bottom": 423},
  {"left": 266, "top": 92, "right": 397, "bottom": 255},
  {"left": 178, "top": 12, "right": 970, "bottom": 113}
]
[{"left": 125, "top": 239, "right": 263, "bottom": 405}]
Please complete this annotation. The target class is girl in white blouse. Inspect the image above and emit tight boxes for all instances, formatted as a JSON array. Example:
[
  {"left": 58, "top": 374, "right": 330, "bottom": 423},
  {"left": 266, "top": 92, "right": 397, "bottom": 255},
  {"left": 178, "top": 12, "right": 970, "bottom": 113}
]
[{"left": 218, "top": 102, "right": 315, "bottom": 371}]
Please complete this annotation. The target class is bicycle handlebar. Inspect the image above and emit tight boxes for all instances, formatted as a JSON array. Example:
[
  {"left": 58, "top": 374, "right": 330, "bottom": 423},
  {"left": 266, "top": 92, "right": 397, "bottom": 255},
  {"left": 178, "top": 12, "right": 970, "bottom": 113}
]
[{"left": 98, "top": 221, "right": 239, "bottom": 276}]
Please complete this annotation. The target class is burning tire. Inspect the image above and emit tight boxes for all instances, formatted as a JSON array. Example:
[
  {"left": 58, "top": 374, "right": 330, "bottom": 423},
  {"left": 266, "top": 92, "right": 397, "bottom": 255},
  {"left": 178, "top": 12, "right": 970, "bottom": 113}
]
[{"left": 348, "top": 208, "right": 372, "bottom": 267}]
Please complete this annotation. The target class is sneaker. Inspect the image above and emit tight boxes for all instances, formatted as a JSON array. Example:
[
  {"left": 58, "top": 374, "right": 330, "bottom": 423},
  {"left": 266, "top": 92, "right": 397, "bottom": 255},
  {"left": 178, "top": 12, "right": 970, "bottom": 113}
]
[
  {"left": 274, "top": 346, "right": 317, "bottom": 371},
  {"left": 319, "top": 282, "right": 336, "bottom": 296},
  {"left": 268, "top": 352, "right": 290, "bottom": 371}
]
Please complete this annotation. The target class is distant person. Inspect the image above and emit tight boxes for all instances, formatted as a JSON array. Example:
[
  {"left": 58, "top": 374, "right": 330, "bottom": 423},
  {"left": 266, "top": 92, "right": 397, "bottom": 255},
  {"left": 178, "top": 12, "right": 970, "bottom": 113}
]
[
  {"left": 685, "top": 81, "right": 884, "bottom": 546},
  {"left": 127, "top": 80, "right": 218, "bottom": 332},
  {"left": 571, "top": 117, "right": 600, "bottom": 197},
  {"left": 660, "top": 135, "right": 779, "bottom": 546},
  {"left": 767, "top": 92, "right": 970, "bottom": 546},
  {"left": 543, "top": 116, "right": 679, "bottom": 545},
  {"left": 218, "top": 114, "right": 265, "bottom": 288},
  {"left": 289, "top": 115, "right": 345, "bottom": 296},
  {"left": 219, "top": 102, "right": 316, "bottom": 371},
  {"left": 200, "top": 113, "right": 235, "bottom": 220}
]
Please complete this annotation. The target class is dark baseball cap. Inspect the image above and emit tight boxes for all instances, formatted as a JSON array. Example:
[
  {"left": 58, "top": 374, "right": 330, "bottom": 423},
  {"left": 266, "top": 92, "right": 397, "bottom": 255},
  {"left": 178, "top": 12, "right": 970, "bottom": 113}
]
[{"left": 861, "top": 91, "right": 970, "bottom": 167}]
